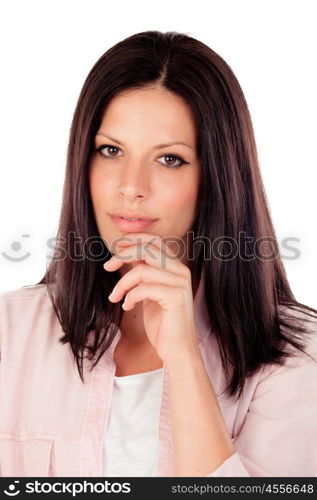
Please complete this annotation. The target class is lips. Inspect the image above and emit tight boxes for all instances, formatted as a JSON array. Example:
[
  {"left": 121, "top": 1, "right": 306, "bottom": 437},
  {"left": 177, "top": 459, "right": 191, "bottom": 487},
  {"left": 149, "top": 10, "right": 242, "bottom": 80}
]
[
  {"left": 110, "top": 215, "right": 158, "bottom": 232},
  {"left": 119, "top": 217, "right": 148, "bottom": 221},
  {"left": 110, "top": 212, "right": 157, "bottom": 221}
]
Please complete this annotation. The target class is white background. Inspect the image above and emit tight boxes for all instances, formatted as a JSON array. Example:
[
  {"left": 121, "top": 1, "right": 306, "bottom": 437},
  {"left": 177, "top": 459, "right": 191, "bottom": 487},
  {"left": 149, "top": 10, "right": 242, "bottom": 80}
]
[{"left": 0, "top": 0, "right": 316, "bottom": 308}]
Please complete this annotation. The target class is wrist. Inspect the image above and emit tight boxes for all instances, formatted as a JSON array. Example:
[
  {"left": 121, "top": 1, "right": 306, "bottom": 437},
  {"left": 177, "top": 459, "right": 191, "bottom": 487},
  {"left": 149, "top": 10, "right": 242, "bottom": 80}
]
[{"left": 164, "top": 339, "right": 203, "bottom": 371}]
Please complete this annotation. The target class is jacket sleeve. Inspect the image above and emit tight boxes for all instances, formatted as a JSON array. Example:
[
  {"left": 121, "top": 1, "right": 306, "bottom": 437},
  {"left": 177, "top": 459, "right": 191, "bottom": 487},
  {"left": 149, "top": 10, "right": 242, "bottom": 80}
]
[{"left": 205, "top": 339, "right": 317, "bottom": 477}]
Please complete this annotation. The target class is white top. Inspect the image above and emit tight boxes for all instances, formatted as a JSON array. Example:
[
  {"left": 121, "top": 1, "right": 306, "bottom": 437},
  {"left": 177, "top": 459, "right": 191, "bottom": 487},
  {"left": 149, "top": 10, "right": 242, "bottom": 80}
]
[{"left": 102, "top": 367, "right": 164, "bottom": 477}]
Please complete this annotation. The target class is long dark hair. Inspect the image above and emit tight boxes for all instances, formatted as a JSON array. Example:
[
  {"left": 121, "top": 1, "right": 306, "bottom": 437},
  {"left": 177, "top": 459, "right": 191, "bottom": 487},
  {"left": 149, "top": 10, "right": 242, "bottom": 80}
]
[{"left": 34, "top": 30, "right": 317, "bottom": 398}]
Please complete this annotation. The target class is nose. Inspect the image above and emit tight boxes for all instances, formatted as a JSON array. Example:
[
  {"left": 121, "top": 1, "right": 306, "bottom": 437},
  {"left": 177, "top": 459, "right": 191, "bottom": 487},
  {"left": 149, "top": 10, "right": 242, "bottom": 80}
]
[{"left": 118, "top": 159, "right": 151, "bottom": 201}]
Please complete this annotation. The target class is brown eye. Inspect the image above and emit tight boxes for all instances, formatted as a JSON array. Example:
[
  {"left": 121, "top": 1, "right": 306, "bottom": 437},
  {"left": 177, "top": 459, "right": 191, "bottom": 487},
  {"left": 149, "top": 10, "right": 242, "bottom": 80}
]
[
  {"left": 158, "top": 154, "right": 189, "bottom": 169},
  {"left": 96, "top": 145, "right": 121, "bottom": 158}
]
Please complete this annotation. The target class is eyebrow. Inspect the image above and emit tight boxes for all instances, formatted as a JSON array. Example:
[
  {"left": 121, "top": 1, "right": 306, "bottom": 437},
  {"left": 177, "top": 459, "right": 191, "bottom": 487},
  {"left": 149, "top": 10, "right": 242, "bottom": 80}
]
[{"left": 96, "top": 132, "right": 194, "bottom": 150}]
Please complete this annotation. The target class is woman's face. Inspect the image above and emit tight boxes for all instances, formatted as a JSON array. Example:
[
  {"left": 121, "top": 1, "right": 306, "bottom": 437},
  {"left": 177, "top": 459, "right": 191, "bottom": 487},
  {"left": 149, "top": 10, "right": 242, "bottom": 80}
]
[{"left": 89, "top": 86, "right": 200, "bottom": 264}]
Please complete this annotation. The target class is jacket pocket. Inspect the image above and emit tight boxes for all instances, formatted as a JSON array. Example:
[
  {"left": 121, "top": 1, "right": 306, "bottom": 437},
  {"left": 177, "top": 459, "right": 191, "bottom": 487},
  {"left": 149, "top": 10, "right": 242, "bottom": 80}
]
[{"left": 0, "top": 438, "right": 53, "bottom": 477}]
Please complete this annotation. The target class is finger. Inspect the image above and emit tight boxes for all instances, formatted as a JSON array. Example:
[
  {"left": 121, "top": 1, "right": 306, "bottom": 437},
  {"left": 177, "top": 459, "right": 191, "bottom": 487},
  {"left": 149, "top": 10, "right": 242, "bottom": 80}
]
[
  {"left": 122, "top": 283, "right": 186, "bottom": 311},
  {"left": 115, "top": 233, "right": 179, "bottom": 259},
  {"left": 105, "top": 241, "right": 188, "bottom": 276},
  {"left": 108, "top": 263, "right": 187, "bottom": 302}
]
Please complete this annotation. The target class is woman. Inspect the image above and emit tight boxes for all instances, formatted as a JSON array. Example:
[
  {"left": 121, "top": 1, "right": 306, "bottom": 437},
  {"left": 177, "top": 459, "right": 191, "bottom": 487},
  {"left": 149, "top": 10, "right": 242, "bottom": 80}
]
[{"left": 0, "top": 30, "right": 317, "bottom": 478}]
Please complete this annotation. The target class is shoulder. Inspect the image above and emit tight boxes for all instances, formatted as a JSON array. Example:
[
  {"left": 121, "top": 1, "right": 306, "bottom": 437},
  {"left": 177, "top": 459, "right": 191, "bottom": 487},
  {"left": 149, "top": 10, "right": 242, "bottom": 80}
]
[
  {"left": 276, "top": 303, "right": 317, "bottom": 363},
  {"left": 256, "top": 304, "right": 317, "bottom": 390},
  {"left": 0, "top": 284, "right": 56, "bottom": 348},
  {"left": 234, "top": 306, "right": 317, "bottom": 430},
  {"left": 0, "top": 284, "right": 52, "bottom": 317},
  {"left": 0, "top": 284, "right": 49, "bottom": 301}
]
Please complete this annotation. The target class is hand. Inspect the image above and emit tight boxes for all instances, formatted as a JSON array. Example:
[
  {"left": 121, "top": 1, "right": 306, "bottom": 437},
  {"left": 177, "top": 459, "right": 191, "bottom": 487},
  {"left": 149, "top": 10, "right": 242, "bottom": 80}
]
[{"left": 104, "top": 233, "right": 200, "bottom": 364}]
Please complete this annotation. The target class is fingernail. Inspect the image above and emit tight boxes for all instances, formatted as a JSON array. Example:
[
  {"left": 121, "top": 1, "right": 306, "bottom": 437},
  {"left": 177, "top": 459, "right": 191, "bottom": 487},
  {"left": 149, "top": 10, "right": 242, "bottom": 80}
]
[{"left": 108, "top": 286, "right": 117, "bottom": 299}]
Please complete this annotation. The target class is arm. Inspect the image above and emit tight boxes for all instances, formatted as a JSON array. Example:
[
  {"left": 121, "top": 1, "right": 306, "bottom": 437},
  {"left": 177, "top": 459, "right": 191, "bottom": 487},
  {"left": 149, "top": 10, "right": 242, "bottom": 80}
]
[
  {"left": 166, "top": 335, "right": 317, "bottom": 477},
  {"left": 166, "top": 344, "right": 236, "bottom": 476}
]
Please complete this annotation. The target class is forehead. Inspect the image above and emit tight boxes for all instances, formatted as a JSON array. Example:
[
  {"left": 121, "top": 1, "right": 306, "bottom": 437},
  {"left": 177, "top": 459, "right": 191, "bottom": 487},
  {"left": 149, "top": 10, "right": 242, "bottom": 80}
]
[{"left": 98, "top": 87, "right": 197, "bottom": 145}]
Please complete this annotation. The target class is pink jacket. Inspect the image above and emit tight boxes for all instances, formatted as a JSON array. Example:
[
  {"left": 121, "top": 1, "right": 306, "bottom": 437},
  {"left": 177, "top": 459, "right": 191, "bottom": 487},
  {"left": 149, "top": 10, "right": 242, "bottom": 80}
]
[{"left": 0, "top": 275, "right": 317, "bottom": 477}]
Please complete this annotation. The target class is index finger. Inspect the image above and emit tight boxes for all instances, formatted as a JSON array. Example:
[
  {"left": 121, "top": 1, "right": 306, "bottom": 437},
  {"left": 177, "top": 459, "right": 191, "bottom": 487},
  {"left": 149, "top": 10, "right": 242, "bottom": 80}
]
[{"left": 112, "top": 233, "right": 181, "bottom": 259}]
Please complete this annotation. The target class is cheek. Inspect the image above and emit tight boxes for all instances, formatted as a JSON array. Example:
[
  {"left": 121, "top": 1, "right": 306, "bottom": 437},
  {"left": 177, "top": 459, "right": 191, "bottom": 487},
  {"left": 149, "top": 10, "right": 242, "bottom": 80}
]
[
  {"left": 160, "top": 175, "right": 199, "bottom": 214},
  {"left": 89, "top": 164, "right": 113, "bottom": 207}
]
